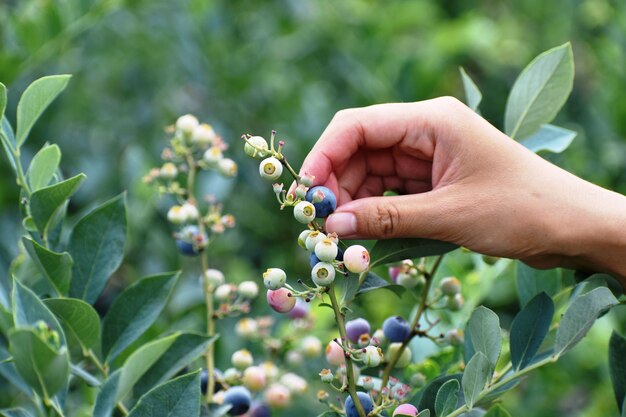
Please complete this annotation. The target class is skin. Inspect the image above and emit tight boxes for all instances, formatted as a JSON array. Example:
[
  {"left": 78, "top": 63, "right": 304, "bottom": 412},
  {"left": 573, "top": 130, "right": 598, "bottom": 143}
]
[{"left": 299, "top": 97, "right": 626, "bottom": 285}]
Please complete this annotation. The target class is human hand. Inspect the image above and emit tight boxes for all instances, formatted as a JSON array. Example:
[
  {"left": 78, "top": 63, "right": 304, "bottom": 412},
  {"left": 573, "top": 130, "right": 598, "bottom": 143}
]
[{"left": 300, "top": 97, "right": 626, "bottom": 281}]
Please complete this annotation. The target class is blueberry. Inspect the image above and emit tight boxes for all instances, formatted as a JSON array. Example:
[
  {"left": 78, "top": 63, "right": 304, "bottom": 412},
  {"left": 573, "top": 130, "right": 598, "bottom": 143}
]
[
  {"left": 305, "top": 186, "right": 337, "bottom": 218},
  {"left": 175, "top": 225, "right": 207, "bottom": 256},
  {"left": 223, "top": 386, "right": 252, "bottom": 415},
  {"left": 344, "top": 392, "right": 374, "bottom": 417},
  {"left": 345, "top": 318, "right": 371, "bottom": 344},
  {"left": 248, "top": 402, "right": 272, "bottom": 417},
  {"left": 309, "top": 253, "right": 321, "bottom": 269},
  {"left": 200, "top": 368, "right": 223, "bottom": 394},
  {"left": 382, "top": 316, "right": 411, "bottom": 343}
]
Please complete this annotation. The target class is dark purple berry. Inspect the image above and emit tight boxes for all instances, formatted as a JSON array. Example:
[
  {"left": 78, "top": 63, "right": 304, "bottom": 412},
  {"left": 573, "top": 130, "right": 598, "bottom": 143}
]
[
  {"left": 248, "top": 402, "right": 272, "bottom": 417},
  {"left": 345, "top": 392, "right": 374, "bottom": 417},
  {"left": 383, "top": 316, "right": 411, "bottom": 343},
  {"left": 345, "top": 318, "right": 371, "bottom": 344},
  {"left": 223, "top": 386, "right": 252, "bottom": 415}
]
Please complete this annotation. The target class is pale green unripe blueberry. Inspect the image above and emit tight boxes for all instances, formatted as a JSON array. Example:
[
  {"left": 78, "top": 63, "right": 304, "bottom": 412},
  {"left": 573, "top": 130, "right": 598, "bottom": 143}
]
[
  {"left": 305, "top": 231, "right": 326, "bottom": 252},
  {"left": 203, "top": 268, "right": 225, "bottom": 287},
  {"left": 286, "top": 350, "right": 303, "bottom": 366},
  {"left": 295, "top": 184, "right": 309, "bottom": 199},
  {"left": 192, "top": 123, "right": 216, "bottom": 146},
  {"left": 263, "top": 268, "right": 287, "bottom": 290},
  {"left": 215, "top": 284, "right": 235, "bottom": 301},
  {"left": 231, "top": 349, "right": 254, "bottom": 370},
  {"left": 447, "top": 293, "right": 464, "bottom": 311},
  {"left": 223, "top": 368, "right": 241, "bottom": 384},
  {"left": 298, "top": 230, "right": 312, "bottom": 249},
  {"left": 280, "top": 373, "right": 308, "bottom": 394},
  {"left": 293, "top": 201, "right": 316, "bottom": 224},
  {"left": 387, "top": 343, "right": 412, "bottom": 368},
  {"left": 160, "top": 162, "right": 178, "bottom": 179},
  {"left": 235, "top": 318, "right": 258, "bottom": 338},
  {"left": 204, "top": 146, "right": 223, "bottom": 164},
  {"left": 167, "top": 205, "right": 187, "bottom": 225},
  {"left": 261, "top": 361, "right": 279, "bottom": 382},
  {"left": 319, "top": 368, "right": 334, "bottom": 383},
  {"left": 446, "top": 328, "right": 464, "bottom": 346},
  {"left": 343, "top": 245, "right": 370, "bottom": 273},
  {"left": 238, "top": 281, "right": 259, "bottom": 299},
  {"left": 259, "top": 157, "right": 283, "bottom": 180},
  {"left": 312, "top": 262, "right": 336, "bottom": 286},
  {"left": 440, "top": 277, "right": 461, "bottom": 296},
  {"left": 244, "top": 136, "right": 269, "bottom": 159},
  {"left": 411, "top": 372, "right": 427, "bottom": 388},
  {"left": 180, "top": 202, "right": 199, "bottom": 221},
  {"left": 176, "top": 114, "right": 199, "bottom": 135},
  {"left": 218, "top": 158, "right": 237, "bottom": 177},
  {"left": 397, "top": 273, "right": 426, "bottom": 290},
  {"left": 300, "top": 336, "right": 322, "bottom": 357},
  {"left": 315, "top": 239, "right": 338, "bottom": 262},
  {"left": 362, "top": 346, "right": 383, "bottom": 367}
]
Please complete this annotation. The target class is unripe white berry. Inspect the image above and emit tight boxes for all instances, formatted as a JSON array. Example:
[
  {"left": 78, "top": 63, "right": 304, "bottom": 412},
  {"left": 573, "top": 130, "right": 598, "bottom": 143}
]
[
  {"left": 286, "top": 350, "right": 303, "bottom": 366},
  {"left": 235, "top": 318, "right": 258, "bottom": 338},
  {"left": 261, "top": 361, "right": 279, "bottom": 382},
  {"left": 263, "top": 268, "right": 287, "bottom": 290},
  {"left": 293, "top": 201, "right": 316, "bottom": 224},
  {"left": 167, "top": 205, "right": 187, "bottom": 225},
  {"left": 265, "top": 384, "right": 291, "bottom": 408},
  {"left": 314, "top": 239, "right": 338, "bottom": 262},
  {"left": 203, "top": 146, "right": 223, "bottom": 164},
  {"left": 280, "top": 373, "right": 307, "bottom": 394},
  {"left": 242, "top": 366, "right": 266, "bottom": 391},
  {"left": 440, "top": 277, "right": 461, "bottom": 296},
  {"left": 231, "top": 349, "right": 253, "bottom": 370},
  {"left": 447, "top": 293, "right": 464, "bottom": 311},
  {"left": 160, "top": 162, "right": 178, "bottom": 179},
  {"left": 305, "top": 231, "right": 326, "bottom": 252},
  {"left": 192, "top": 123, "right": 216, "bottom": 146},
  {"left": 386, "top": 343, "right": 412, "bottom": 368},
  {"left": 176, "top": 114, "right": 199, "bottom": 135},
  {"left": 300, "top": 336, "right": 322, "bottom": 357},
  {"left": 244, "top": 136, "right": 269, "bottom": 159},
  {"left": 311, "top": 262, "right": 336, "bottom": 286},
  {"left": 203, "top": 269, "right": 225, "bottom": 287},
  {"left": 180, "top": 202, "right": 199, "bottom": 221},
  {"left": 446, "top": 328, "right": 464, "bottom": 346},
  {"left": 362, "top": 346, "right": 383, "bottom": 367},
  {"left": 297, "top": 229, "right": 312, "bottom": 249},
  {"left": 218, "top": 158, "right": 237, "bottom": 177},
  {"left": 238, "top": 281, "right": 259, "bottom": 299},
  {"left": 343, "top": 245, "right": 370, "bottom": 273},
  {"left": 215, "top": 284, "right": 234, "bottom": 301},
  {"left": 259, "top": 157, "right": 283, "bottom": 180},
  {"left": 223, "top": 368, "right": 241, "bottom": 384}
]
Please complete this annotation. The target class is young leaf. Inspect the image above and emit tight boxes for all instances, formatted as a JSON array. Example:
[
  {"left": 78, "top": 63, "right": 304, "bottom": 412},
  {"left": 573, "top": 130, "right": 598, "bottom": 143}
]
[
  {"left": 504, "top": 43, "right": 574, "bottom": 140},
  {"left": 462, "top": 352, "right": 492, "bottom": 408},
  {"left": 27, "top": 144, "right": 61, "bottom": 191},
  {"left": 0, "top": 82, "right": 6, "bottom": 120},
  {"left": 16, "top": 75, "right": 71, "bottom": 147},
  {"left": 101, "top": 272, "right": 179, "bottom": 362},
  {"left": 29, "top": 173, "right": 86, "bottom": 234},
  {"left": 435, "top": 379, "right": 460, "bottom": 417},
  {"left": 135, "top": 333, "right": 218, "bottom": 398},
  {"left": 554, "top": 287, "right": 618, "bottom": 356},
  {"left": 0, "top": 408, "right": 36, "bottom": 417},
  {"left": 459, "top": 67, "right": 482, "bottom": 112},
  {"left": 609, "top": 331, "right": 626, "bottom": 413},
  {"left": 510, "top": 292, "right": 554, "bottom": 370},
  {"left": 12, "top": 278, "right": 66, "bottom": 346},
  {"left": 467, "top": 306, "right": 501, "bottom": 369},
  {"left": 44, "top": 298, "right": 100, "bottom": 352},
  {"left": 369, "top": 238, "right": 457, "bottom": 267},
  {"left": 93, "top": 369, "right": 121, "bottom": 417},
  {"left": 520, "top": 124, "right": 577, "bottom": 154},
  {"left": 356, "top": 272, "right": 404, "bottom": 298},
  {"left": 515, "top": 262, "right": 560, "bottom": 307},
  {"left": 0, "top": 345, "right": 31, "bottom": 396},
  {"left": 8, "top": 328, "right": 70, "bottom": 398},
  {"left": 69, "top": 193, "right": 127, "bottom": 304},
  {"left": 417, "top": 410, "right": 430, "bottom": 417},
  {"left": 127, "top": 370, "right": 201, "bottom": 417},
  {"left": 484, "top": 404, "right": 512, "bottom": 417},
  {"left": 22, "top": 237, "right": 72, "bottom": 296},
  {"left": 417, "top": 374, "right": 462, "bottom": 413}
]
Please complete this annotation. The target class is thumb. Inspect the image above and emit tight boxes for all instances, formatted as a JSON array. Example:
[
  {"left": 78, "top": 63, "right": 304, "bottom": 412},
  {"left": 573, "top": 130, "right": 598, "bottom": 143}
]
[{"left": 325, "top": 191, "right": 453, "bottom": 240}]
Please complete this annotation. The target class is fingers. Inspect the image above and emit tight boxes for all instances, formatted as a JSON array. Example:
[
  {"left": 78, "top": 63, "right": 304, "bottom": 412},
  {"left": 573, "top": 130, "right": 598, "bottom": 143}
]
[{"left": 325, "top": 190, "right": 456, "bottom": 240}]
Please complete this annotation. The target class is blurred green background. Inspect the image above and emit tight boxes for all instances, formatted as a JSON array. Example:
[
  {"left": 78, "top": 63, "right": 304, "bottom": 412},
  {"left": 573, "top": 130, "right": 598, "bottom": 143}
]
[{"left": 1, "top": 0, "right": 625, "bottom": 416}]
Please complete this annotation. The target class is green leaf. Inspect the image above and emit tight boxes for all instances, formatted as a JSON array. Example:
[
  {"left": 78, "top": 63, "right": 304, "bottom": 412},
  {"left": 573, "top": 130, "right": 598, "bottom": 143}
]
[
  {"left": 127, "top": 370, "right": 201, "bottom": 417},
  {"left": 113, "top": 333, "right": 180, "bottom": 402},
  {"left": 70, "top": 363, "right": 101, "bottom": 387},
  {"left": 16, "top": 75, "right": 71, "bottom": 147},
  {"left": 459, "top": 67, "right": 482, "bottom": 112},
  {"left": 435, "top": 379, "right": 460, "bottom": 417},
  {"left": 203, "top": 404, "right": 232, "bottom": 417},
  {"left": 417, "top": 374, "right": 462, "bottom": 414},
  {"left": 22, "top": 237, "right": 73, "bottom": 296},
  {"left": 8, "top": 328, "right": 70, "bottom": 398},
  {"left": 44, "top": 298, "right": 100, "bottom": 352},
  {"left": 29, "top": 173, "right": 86, "bottom": 234},
  {"left": 623, "top": 398, "right": 626, "bottom": 417},
  {"left": 510, "top": 292, "right": 554, "bottom": 370},
  {"left": 467, "top": 306, "right": 501, "bottom": 369},
  {"left": 69, "top": 193, "right": 127, "bottom": 304},
  {"left": 0, "top": 118, "right": 17, "bottom": 172},
  {"left": 93, "top": 369, "right": 122, "bottom": 417},
  {"left": 135, "top": 333, "right": 218, "bottom": 398},
  {"left": 12, "top": 278, "right": 66, "bottom": 346},
  {"left": 0, "top": 82, "right": 6, "bottom": 120},
  {"left": 554, "top": 287, "right": 618, "bottom": 356},
  {"left": 316, "top": 413, "right": 342, "bottom": 417},
  {"left": 0, "top": 408, "right": 36, "bottom": 417},
  {"left": 0, "top": 345, "right": 31, "bottom": 396},
  {"left": 102, "top": 272, "right": 179, "bottom": 362},
  {"left": 370, "top": 238, "right": 458, "bottom": 267},
  {"left": 484, "top": 404, "right": 512, "bottom": 417},
  {"left": 356, "top": 272, "right": 404, "bottom": 297},
  {"left": 504, "top": 43, "right": 574, "bottom": 140},
  {"left": 609, "top": 331, "right": 626, "bottom": 413},
  {"left": 515, "top": 262, "right": 560, "bottom": 307},
  {"left": 520, "top": 124, "right": 577, "bottom": 154},
  {"left": 417, "top": 411, "right": 430, "bottom": 417},
  {"left": 27, "top": 144, "right": 61, "bottom": 191},
  {"left": 462, "top": 352, "right": 491, "bottom": 408}
]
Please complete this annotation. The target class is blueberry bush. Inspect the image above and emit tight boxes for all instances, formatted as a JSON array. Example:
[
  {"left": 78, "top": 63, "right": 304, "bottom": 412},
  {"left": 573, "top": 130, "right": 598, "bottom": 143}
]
[{"left": 0, "top": 40, "right": 625, "bottom": 417}]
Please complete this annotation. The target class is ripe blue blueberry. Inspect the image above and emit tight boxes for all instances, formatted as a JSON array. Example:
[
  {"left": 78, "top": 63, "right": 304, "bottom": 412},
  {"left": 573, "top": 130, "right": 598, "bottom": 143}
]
[
  {"left": 248, "top": 402, "right": 272, "bottom": 417},
  {"left": 383, "top": 316, "right": 411, "bottom": 343},
  {"left": 223, "top": 386, "right": 252, "bottom": 415},
  {"left": 175, "top": 225, "right": 207, "bottom": 256},
  {"left": 305, "top": 186, "right": 337, "bottom": 218},
  {"left": 200, "top": 368, "right": 223, "bottom": 394},
  {"left": 345, "top": 318, "right": 371, "bottom": 344},
  {"left": 309, "top": 253, "right": 321, "bottom": 269},
  {"left": 344, "top": 392, "right": 374, "bottom": 417}
]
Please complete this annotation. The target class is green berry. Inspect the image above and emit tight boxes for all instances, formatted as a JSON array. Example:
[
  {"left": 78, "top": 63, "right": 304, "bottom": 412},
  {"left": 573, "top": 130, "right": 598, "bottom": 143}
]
[
  {"left": 263, "top": 268, "right": 286, "bottom": 290},
  {"left": 297, "top": 230, "right": 312, "bottom": 249},
  {"left": 312, "top": 262, "right": 336, "bottom": 286},
  {"left": 245, "top": 136, "right": 269, "bottom": 158},
  {"left": 259, "top": 157, "right": 283, "bottom": 180},
  {"left": 314, "top": 239, "right": 338, "bottom": 262},
  {"left": 305, "top": 231, "right": 326, "bottom": 252},
  {"left": 293, "top": 201, "right": 316, "bottom": 224}
]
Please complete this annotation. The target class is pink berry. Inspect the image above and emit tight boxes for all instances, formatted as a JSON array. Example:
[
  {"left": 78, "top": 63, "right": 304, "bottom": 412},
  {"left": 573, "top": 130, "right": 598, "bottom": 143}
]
[
  {"left": 266, "top": 288, "right": 296, "bottom": 313},
  {"left": 325, "top": 340, "right": 345, "bottom": 366},
  {"left": 343, "top": 245, "right": 370, "bottom": 273},
  {"left": 393, "top": 404, "right": 418, "bottom": 416}
]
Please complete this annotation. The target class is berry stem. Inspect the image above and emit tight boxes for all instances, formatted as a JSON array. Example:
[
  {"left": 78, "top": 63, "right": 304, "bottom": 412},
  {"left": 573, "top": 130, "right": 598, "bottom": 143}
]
[
  {"left": 277, "top": 154, "right": 301, "bottom": 184},
  {"left": 202, "top": 253, "right": 217, "bottom": 405},
  {"left": 376, "top": 254, "right": 444, "bottom": 406},
  {"left": 327, "top": 283, "right": 368, "bottom": 417}
]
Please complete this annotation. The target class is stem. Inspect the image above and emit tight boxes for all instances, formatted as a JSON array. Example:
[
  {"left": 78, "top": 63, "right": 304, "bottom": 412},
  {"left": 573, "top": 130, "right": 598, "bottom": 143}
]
[
  {"left": 377, "top": 255, "right": 444, "bottom": 404},
  {"left": 185, "top": 152, "right": 196, "bottom": 199},
  {"left": 84, "top": 349, "right": 128, "bottom": 415},
  {"left": 278, "top": 154, "right": 300, "bottom": 184},
  {"left": 202, "top": 253, "right": 216, "bottom": 405},
  {"left": 328, "top": 283, "right": 367, "bottom": 417}
]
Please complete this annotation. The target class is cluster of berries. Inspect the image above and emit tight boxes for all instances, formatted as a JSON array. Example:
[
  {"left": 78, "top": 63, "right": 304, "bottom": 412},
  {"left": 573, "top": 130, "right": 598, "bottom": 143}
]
[
  {"left": 144, "top": 114, "right": 237, "bottom": 256},
  {"left": 202, "top": 268, "right": 260, "bottom": 318}
]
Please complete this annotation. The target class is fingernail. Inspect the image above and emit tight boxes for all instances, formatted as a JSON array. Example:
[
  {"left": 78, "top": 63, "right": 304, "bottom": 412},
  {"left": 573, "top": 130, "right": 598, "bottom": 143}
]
[{"left": 326, "top": 213, "right": 356, "bottom": 237}]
